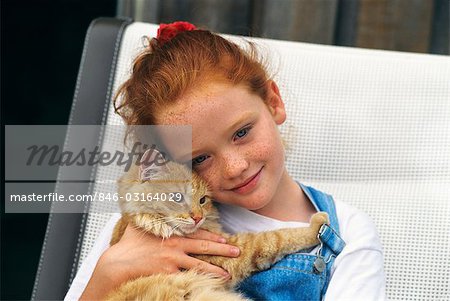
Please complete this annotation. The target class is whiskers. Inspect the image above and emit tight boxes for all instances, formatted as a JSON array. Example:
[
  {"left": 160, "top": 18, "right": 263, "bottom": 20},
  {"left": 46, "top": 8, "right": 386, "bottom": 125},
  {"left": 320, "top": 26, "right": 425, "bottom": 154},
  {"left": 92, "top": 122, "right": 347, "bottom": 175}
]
[
  {"left": 140, "top": 216, "right": 194, "bottom": 240},
  {"left": 167, "top": 217, "right": 195, "bottom": 236},
  {"left": 168, "top": 223, "right": 183, "bottom": 238}
]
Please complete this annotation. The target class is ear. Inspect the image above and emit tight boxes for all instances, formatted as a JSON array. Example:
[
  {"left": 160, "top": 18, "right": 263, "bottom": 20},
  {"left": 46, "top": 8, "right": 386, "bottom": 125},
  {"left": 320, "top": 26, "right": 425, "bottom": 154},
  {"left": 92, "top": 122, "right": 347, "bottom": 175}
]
[
  {"left": 139, "top": 148, "right": 170, "bottom": 181},
  {"left": 266, "top": 80, "right": 286, "bottom": 125}
]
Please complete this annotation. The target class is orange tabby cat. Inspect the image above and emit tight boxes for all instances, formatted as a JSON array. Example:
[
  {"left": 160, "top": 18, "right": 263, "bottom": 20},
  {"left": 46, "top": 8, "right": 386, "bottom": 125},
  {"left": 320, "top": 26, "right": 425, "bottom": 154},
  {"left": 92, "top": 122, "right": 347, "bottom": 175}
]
[{"left": 106, "top": 150, "right": 328, "bottom": 301}]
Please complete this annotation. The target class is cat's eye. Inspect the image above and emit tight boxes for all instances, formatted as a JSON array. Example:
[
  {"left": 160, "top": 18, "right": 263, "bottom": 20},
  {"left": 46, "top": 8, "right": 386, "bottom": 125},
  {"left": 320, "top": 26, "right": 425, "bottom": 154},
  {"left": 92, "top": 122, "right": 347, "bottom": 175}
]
[{"left": 199, "top": 196, "right": 207, "bottom": 205}]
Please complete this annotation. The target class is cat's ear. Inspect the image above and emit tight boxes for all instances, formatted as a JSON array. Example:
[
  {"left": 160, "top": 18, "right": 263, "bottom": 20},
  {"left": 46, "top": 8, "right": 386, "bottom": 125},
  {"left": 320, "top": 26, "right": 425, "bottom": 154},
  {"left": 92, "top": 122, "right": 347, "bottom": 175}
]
[{"left": 139, "top": 149, "right": 170, "bottom": 181}]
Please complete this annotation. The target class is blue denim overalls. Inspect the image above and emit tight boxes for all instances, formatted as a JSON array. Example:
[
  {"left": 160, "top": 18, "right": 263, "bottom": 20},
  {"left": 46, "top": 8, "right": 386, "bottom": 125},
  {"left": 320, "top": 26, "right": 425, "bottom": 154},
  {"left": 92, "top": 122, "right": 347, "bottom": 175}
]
[{"left": 237, "top": 183, "right": 346, "bottom": 301}]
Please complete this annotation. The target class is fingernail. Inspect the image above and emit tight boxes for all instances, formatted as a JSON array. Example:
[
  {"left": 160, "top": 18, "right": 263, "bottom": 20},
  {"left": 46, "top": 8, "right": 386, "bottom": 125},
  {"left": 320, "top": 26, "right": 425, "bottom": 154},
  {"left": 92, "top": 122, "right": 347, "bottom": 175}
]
[
  {"left": 218, "top": 237, "right": 227, "bottom": 243},
  {"left": 231, "top": 247, "right": 240, "bottom": 255}
]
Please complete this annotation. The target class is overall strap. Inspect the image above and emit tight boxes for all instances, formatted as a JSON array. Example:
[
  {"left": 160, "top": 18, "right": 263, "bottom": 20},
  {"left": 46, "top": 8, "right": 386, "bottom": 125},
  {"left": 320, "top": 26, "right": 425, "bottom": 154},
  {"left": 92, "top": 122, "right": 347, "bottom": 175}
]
[
  {"left": 300, "top": 184, "right": 341, "bottom": 235},
  {"left": 300, "top": 183, "right": 346, "bottom": 298},
  {"left": 318, "top": 224, "right": 346, "bottom": 256}
]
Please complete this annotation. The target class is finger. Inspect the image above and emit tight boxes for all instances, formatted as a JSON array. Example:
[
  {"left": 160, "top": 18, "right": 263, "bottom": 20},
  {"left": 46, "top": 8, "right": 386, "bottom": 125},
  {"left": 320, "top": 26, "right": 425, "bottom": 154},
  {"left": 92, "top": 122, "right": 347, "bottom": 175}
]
[
  {"left": 186, "top": 229, "right": 227, "bottom": 243},
  {"left": 178, "top": 256, "right": 230, "bottom": 279},
  {"left": 181, "top": 238, "right": 240, "bottom": 257}
]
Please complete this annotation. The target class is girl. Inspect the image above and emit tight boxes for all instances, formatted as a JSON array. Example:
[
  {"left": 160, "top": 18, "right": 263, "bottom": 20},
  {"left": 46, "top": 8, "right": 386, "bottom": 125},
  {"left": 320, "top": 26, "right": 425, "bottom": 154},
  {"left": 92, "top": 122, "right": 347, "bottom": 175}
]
[{"left": 67, "top": 21, "right": 386, "bottom": 300}]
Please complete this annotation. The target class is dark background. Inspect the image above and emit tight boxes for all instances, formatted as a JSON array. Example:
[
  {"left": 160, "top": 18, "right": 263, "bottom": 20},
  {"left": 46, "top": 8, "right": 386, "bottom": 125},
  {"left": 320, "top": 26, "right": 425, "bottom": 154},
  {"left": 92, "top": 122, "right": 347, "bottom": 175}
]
[{"left": 1, "top": 1, "right": 116, "bottom": 299}]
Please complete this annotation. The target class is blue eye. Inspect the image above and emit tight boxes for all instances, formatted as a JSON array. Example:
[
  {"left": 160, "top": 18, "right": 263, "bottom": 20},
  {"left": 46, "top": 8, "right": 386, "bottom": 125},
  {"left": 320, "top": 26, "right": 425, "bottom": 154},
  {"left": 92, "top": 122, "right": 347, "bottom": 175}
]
[
  {"left": 192, "top": 155, "right": 208, "bottom": 165},
  {"left": 234, "top": 126, "right": 251, "bottom": 140}
]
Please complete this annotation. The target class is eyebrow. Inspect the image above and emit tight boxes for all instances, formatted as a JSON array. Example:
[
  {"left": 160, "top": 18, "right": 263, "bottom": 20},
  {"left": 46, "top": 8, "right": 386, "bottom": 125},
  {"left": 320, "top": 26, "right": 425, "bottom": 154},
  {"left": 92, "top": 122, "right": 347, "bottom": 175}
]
[
  {"left": 175, "top": 111, "right": 258, "bottom": 162},
  {"left": 229, "top": 111, "right": 257, "bottom": 131}
]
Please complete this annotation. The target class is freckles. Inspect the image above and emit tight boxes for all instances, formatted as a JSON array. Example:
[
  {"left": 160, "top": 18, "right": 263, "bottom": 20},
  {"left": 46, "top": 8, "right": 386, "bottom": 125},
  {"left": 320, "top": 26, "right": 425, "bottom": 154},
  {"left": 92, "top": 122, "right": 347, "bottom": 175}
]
[
  {"left": 205, "top": 168, "right": 221, "bottom": 179},
  {"left": 199, "top": 169, "right": 220, "bottom": 190},
  {"left": 246, "top": 143, "right": 273, "bottom": 159}
]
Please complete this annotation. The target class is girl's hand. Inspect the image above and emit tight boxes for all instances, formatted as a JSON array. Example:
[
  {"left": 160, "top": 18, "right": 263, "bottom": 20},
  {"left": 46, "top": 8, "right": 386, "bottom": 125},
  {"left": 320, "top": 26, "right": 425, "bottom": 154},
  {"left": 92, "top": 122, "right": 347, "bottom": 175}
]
[{"left": 80, "top": 225, "right": 240, "bottom": 300}]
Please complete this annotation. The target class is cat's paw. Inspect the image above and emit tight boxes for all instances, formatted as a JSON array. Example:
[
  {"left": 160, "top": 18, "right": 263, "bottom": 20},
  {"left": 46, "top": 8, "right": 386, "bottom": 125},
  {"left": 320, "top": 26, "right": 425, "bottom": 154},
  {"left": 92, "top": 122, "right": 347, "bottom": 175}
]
[{"left": 309, "top": 212, "right": 329, "bottom": 231}]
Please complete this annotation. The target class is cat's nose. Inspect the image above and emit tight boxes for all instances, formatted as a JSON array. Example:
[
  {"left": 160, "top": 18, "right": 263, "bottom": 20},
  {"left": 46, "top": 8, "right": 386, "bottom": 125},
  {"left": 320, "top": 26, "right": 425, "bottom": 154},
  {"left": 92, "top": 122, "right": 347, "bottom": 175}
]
[{"left": 191, "top": 215, "right": 202, "bottom": 225}]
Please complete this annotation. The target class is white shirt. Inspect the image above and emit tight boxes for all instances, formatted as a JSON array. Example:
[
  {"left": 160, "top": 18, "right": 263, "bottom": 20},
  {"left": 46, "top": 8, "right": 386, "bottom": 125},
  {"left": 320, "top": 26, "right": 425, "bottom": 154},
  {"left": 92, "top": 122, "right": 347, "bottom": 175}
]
[{"left": 65, "top": 198, "right": 386, "bottom": 301}]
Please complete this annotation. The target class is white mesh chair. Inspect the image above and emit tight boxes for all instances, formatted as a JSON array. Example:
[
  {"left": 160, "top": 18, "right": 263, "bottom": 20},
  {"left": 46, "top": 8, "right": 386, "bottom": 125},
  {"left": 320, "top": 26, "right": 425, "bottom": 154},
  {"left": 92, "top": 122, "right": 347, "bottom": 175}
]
[{"left": 32, "top": 19, "right": 450, "bottom": 300}]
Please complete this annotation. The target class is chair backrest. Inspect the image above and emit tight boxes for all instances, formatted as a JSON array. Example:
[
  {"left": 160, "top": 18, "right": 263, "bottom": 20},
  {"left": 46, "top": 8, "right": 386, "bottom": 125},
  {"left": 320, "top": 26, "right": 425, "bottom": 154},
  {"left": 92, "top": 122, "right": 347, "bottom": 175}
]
[{"left": 33, "top": 19, "right": 450, "bottom": 300}]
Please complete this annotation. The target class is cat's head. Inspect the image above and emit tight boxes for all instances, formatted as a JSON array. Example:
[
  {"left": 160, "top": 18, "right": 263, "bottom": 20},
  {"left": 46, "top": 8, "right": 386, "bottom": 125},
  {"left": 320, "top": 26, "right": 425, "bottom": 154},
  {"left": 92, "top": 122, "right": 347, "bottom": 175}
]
[{"left": 119, "top": 149, "right": 216, "bottom": 237}]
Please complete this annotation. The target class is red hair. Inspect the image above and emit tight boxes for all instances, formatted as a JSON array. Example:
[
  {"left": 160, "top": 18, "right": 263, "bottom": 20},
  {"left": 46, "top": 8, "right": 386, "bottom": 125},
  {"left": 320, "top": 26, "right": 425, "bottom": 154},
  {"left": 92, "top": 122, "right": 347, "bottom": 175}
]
[{"left": 114, "top": 29, "right": 271, "bottom": 127}]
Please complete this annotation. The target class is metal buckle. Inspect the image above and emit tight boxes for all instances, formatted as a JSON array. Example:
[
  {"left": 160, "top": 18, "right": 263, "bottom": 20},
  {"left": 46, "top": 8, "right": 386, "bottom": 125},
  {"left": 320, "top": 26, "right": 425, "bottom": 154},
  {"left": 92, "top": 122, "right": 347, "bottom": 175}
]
[
  {"left": 316, "top": 223, "right": 336, "bottom": 264},
  {"left": 318, "top": 223, "right": 327, "bottom": 236}
]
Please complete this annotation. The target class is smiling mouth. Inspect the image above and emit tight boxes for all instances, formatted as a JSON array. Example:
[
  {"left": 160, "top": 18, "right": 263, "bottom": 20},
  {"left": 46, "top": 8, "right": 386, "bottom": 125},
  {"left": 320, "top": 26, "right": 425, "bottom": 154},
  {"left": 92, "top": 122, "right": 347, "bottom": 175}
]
[{"left": 230, "top": 167, "right": 263, "bottom": 193}]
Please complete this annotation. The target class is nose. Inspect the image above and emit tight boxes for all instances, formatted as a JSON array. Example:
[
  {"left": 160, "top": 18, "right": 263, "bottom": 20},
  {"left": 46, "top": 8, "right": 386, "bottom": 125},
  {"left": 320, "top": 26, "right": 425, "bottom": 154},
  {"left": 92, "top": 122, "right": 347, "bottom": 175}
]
[
  {"left": 191, "top": 215, "right": 202, "bottom": 225},
  {"left": 221, "top": 151, "right": 249, "bottom": 179}
]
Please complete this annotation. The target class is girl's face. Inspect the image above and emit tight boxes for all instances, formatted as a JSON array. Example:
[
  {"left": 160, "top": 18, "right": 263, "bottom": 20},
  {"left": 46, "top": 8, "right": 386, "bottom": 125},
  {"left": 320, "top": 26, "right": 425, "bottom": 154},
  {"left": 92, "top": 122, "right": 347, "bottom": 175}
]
[{"left": 157, "top": 81, "right": 288, "bottom": 211}]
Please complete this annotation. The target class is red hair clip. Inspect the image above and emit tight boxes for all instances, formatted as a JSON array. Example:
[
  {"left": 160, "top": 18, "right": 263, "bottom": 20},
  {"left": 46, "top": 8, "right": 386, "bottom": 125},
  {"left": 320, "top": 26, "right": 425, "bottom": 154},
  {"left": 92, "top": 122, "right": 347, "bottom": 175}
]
[{"left": 156, "top": 21, "right": 197, "bottom": 46}]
